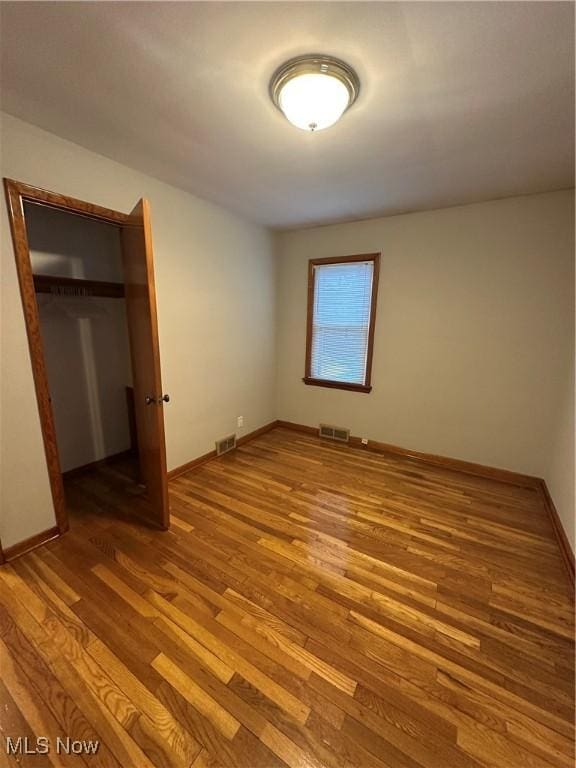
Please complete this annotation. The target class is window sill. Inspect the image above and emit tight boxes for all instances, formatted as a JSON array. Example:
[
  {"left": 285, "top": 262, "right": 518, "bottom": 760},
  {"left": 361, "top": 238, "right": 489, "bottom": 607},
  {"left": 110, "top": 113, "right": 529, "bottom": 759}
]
[{"left": 302, "top": 377, "right": 372, "bottom": 393}]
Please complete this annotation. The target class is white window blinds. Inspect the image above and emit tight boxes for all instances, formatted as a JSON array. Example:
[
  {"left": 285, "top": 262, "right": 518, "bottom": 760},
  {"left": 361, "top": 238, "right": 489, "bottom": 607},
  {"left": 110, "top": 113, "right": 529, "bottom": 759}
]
[{"left": 310, "top": 260, "right": 374, "bottom": 385}]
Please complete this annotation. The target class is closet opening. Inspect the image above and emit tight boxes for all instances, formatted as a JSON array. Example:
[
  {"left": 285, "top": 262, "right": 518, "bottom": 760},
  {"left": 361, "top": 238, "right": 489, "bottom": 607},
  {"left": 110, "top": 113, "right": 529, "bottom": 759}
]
[
  {"left": 28, "top": 202, "right": 142, "bottom": 510},
  {"left": 3, "top": 179, "right": 169, "bottom": 558}
]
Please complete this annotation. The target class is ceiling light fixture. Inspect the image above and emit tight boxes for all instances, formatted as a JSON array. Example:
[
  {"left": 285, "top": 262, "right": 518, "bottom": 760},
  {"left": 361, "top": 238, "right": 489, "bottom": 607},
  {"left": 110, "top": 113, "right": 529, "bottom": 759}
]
[{"left": 270, "top": 54, "right": 360, "bottom": 132}]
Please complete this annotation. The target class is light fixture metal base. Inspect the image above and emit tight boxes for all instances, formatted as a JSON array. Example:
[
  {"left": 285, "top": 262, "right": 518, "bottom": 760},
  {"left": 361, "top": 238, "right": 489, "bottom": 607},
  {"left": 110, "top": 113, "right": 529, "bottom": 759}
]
[{"left": 270, "top": 54, "right": 360, "bottom": 114}]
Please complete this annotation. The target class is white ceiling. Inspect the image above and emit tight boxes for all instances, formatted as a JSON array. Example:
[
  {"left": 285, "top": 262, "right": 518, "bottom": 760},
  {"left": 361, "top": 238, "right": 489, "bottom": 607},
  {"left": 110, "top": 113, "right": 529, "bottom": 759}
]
[{"left": 1, "top": 2, "right": 574, "bottom": 229}]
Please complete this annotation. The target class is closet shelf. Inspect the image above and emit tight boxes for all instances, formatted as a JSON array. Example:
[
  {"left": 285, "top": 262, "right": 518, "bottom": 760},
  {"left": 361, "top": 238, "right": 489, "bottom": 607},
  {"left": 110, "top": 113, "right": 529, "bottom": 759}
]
[{"left": 33, "top": 274, "right": 125, "bottom": 298}]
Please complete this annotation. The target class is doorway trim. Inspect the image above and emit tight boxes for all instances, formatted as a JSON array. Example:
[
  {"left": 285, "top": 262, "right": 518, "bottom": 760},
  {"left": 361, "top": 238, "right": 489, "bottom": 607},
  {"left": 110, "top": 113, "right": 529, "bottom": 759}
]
[{"left": 2, "top": 178, "right": 131, "bottom": 561}]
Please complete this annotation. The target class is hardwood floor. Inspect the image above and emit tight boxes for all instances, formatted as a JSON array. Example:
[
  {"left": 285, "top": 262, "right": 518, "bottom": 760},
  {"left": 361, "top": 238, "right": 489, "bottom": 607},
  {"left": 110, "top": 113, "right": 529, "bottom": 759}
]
[{"left": 0, "top": 427, "right": 573, "bottom": 768}]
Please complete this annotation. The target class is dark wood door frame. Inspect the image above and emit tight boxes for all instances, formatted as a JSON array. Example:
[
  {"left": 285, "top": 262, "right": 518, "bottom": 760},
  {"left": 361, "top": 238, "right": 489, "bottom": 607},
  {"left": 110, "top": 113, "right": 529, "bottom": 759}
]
[{"left": 2, "top": 179, "right": 133, "bottom": 561}]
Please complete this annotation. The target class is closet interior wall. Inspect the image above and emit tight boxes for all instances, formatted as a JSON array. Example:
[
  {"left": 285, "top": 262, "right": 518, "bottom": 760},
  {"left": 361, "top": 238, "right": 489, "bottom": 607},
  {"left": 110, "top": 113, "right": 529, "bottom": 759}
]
[{"left": 25, "top": 203, "right": 133, "bottom": 473}]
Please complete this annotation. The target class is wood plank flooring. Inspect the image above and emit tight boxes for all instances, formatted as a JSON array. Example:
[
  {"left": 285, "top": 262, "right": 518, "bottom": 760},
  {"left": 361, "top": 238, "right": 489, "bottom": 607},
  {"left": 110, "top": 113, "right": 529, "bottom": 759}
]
[{"left": 0, "top": 427, "right": 574, "bottom": 767}]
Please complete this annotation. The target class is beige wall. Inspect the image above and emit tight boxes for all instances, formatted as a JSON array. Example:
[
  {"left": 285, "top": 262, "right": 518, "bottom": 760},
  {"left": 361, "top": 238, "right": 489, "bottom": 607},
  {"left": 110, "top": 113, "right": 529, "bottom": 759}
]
[
  {"left": 1, "top": 112, "right": 276, "bottom": 548},
  {"left": 546, "top": 353, "right": 575, "bottom": 550},
  {"left": 276, "top": 191, "right": 575, "bottom": 550}
]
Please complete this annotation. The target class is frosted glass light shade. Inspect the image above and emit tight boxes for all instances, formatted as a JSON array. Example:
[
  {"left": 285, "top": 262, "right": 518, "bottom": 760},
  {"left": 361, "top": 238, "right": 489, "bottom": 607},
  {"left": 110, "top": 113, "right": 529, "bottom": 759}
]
[
  {"left": 270, "top": 55, "right": 360, "bottom": 132},
  {"left": 278, "top": 73, "right": 351, "bottom": 131}
]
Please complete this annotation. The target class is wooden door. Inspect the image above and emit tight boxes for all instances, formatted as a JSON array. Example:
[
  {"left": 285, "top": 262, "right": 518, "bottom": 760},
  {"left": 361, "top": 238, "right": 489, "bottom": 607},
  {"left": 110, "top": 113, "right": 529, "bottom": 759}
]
[{"left": 120, "top": 199, "right": 169, "bottom": 529}]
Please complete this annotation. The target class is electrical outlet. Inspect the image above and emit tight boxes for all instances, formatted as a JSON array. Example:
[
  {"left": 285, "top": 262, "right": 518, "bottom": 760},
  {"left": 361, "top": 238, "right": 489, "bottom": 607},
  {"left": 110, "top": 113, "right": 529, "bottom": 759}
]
[
  {"left": 237, "top": 416, "right": 244, "bottom": 428},
  {"left": 361, "top": 437, "right": 368, "bottom": 445}
]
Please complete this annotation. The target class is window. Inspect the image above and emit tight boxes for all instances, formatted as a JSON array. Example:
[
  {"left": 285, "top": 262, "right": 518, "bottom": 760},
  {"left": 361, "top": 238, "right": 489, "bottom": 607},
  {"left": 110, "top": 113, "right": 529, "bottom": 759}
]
[{"left": 304, "top": 253, "right": 380, "bottom": 393}]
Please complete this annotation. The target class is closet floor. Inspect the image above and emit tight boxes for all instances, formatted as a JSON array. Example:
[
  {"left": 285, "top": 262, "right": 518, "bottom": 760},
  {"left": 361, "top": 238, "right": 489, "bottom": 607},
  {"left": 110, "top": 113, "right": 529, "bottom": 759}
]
[{"left": 0, "top": 427, "right": 573, "bottom": 768}]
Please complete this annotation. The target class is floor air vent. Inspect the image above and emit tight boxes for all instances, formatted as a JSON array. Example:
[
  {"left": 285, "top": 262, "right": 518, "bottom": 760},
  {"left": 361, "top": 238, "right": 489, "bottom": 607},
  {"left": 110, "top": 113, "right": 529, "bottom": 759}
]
[
  {"left": 216, "top": 434, "right": 237, "bottom": 456},
  {"left": 319, "top": 424, "right": 350, "bottom": 442}
]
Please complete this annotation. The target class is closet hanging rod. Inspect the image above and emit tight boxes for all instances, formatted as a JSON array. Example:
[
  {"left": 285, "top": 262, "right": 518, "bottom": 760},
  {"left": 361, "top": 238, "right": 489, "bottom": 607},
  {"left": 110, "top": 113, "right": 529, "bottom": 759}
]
[{"left": 32, "top": 274, "right": 125, "bottom": 298}]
